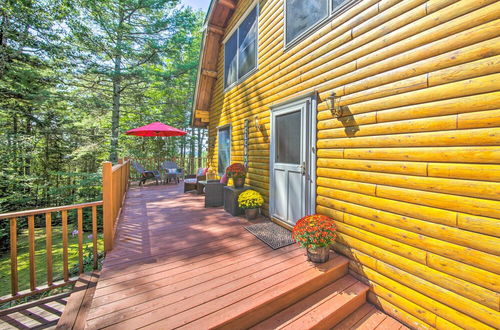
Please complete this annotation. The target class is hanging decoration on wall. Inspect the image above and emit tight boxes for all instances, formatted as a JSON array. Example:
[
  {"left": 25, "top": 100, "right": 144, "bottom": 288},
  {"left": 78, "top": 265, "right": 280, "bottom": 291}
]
[{"left": 244, "top": 119, "right": 249, "bottom": 168}]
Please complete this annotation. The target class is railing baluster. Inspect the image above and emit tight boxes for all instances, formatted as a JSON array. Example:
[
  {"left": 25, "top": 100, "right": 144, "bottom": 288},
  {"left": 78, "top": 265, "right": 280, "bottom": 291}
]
[
  {"left": 62, "top": 210, "right": 69, "bottom": 282},
  {"left": 92, "top": 205, "right": 98, "bottom": 269},
  {"left": 0, "top": 200, "right": 103, "bottom": 304},
  {"left": 10, "top": 217, "right": 18, "bottom": 296},
  {"left": 77, "top": 208, "right": 84, "bottom": 274},
  {"left": 28, "top": 215, "right": 36, "bottom": 290},
  {"left": 45, "top": 212, "right": 53, "bottom": 286}
]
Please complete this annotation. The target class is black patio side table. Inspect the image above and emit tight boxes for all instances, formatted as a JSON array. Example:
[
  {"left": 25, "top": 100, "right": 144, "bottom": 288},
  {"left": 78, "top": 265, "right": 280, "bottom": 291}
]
[
  {"left": 223, "top": 186, "right": 249, "bottom": 216},
  {"left": 205, "top": 180, "right": 226, "bottom": 207}
]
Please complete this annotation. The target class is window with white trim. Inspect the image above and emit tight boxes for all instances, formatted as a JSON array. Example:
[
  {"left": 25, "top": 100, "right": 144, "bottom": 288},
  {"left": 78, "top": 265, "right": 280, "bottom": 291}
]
[
  {"left": 285, "top": 0, "right": 357, "bottom": 46},
  {"left": 224, "top": 6, "right": 258, "bottom": 89},
  {"left": 218, "top": 126, "right": 231, "bottom": 175}
]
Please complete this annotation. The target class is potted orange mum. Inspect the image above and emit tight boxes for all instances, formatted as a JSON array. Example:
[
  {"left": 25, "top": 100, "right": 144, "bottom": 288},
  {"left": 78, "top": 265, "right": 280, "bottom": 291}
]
[
  {"left": 292, "top": 214, "right": 337, "bottom": 263},
  {"left": 226, "top": 163, "right": 247, "bottom": 188}
]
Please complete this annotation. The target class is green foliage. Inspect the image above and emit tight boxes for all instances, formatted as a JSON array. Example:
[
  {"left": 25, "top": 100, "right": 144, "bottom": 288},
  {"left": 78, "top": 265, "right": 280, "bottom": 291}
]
[
  {"left": 0, "top": 0, "right": 206, "bottom": 276},
  {"left": 0, "top": 226, "right": 104, "bottom": 298},
  {"left": 0, "top": 0, "right": 205, "bottom": 214}
]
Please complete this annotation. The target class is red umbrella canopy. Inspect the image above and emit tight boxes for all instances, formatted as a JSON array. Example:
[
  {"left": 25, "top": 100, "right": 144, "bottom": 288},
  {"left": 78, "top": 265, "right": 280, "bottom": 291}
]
[{"left": 125, "top": 122, "right": 187, "bottom": 137}]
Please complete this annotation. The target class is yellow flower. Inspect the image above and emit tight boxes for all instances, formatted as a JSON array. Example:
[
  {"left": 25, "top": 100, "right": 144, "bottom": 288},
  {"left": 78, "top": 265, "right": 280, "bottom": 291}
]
[{"left": 238, "top": 190, "right": 264, "bottom": 209}]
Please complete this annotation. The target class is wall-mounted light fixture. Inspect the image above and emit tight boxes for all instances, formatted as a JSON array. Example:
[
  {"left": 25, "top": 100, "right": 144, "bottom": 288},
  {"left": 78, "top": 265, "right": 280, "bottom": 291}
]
[
  {"left": 326, "top": 92, "right": 344, "bottom": 119},
  {"left": 254, "top": 116, "right": 264, "bottom": 131}
]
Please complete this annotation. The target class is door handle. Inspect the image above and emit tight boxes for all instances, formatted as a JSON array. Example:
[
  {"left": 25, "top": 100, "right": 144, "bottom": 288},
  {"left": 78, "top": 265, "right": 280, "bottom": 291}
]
[{"left": 301, "top": 162, "right": 306, "bottom": 175}]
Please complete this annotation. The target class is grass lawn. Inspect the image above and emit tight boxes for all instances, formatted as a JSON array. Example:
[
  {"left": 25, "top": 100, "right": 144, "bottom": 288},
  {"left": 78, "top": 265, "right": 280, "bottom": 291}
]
[{"left": 0, "top": 226, "right": 103, "bottom": 298}]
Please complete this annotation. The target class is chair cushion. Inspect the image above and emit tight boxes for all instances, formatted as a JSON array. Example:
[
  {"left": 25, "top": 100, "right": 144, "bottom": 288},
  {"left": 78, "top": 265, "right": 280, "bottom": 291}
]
[
  {"left": 220, "top": 173, "right": 228, "bottom": 184},
  {"left": 184, "top": 178, "right": 197, "bottom": 184},
  {"left": 196, "top": 167, "right": 208, "bottom": 176}
]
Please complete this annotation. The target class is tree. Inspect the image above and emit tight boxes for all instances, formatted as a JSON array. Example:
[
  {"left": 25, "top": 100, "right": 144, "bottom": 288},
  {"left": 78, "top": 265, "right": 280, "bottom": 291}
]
[
  {"left": 0, "top": 0, "right": 204, "bottom": 219},
  {"left": 67, "top": 0, "right": 200, "bottom": 162}
]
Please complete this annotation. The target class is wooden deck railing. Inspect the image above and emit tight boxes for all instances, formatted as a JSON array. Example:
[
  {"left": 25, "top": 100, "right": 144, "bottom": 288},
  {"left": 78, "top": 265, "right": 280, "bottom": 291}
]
[
  {"left": 0, "top": 201, "right": 102, "bottom": 303},
  {"left": 0, "top": 159, "right": 130, "bottom": 303},
  {"left": 102, "top": 159, "right": 130, "bottom": 251}
]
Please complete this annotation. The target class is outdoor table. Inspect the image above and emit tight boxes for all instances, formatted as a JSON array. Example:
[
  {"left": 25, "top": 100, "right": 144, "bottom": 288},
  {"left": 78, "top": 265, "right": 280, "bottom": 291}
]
[{"left": 223, "top": 186, "right": 250, "bottom": 216}]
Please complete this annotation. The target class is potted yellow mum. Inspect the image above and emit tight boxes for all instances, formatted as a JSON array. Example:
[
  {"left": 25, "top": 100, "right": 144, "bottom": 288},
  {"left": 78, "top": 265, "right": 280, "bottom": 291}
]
[{"left": 238, "top": 189, "right": 264, "bottom": 220}]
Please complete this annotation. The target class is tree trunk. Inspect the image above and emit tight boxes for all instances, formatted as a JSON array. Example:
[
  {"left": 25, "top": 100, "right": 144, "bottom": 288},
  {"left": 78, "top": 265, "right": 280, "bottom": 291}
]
[
  {"left": 25, "top": 108, "right": 32, "bottom": 176},
  {"left": 189, "top": 127, "right": 195, "bottom": 174},
  {"left": 0, "top": 7, "right": 8, "bottom": 74},
  {"left": 110, "top": 5, "right": 124, "bottom": 163},
  {"left": 197, "top": 128, "right": 204, "bottom": 168}
]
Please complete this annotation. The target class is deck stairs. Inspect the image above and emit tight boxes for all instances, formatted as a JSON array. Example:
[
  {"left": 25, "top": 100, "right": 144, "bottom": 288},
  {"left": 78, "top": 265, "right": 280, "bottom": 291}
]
[
  {"left": 47, "top": 253, "right": 405, "bottom": 329},
  {"left": 209, "top": 253, "right": 406, "bottom": 330}
]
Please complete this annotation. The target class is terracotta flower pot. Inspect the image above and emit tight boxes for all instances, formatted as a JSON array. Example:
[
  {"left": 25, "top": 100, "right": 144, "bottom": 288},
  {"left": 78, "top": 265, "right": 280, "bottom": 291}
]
[
  {"left": 306, "top": 246, "right": 330, "bottom": 263},
  {"left": 233, "top": 177, "right": 245, "bottom": 188},
  {"left": 245, "top": 208, "right": 259, "bottom": 220}
]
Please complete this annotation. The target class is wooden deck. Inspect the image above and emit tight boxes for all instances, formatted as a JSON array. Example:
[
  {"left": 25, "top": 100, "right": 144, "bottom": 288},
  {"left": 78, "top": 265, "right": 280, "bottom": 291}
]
[
  {"left": 81, "top": 184, "right": 405, "bottom": 329},
  {"left": 0, "top": 292, "right": 69, "bottom": 329}
]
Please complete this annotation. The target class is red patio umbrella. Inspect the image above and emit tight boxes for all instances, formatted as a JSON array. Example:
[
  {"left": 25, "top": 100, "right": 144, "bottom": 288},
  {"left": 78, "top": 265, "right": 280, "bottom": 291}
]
[
  {"left": 126, "top": 122, "right": 188, "bottom": 170},
  {"left": 125, "top": 121, "right": 187, "bottom": 137}
]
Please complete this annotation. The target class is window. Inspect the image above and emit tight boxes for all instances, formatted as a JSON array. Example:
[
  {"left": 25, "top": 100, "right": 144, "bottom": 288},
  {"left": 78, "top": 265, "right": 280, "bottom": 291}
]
[
  {"left": 218, "top": 126, "right": 231, "bottom": 175},
  {"left": 276, "top": 111, "right": 301, "bottom": 164},
  {"left": 285, "top": 0, "right": 357, "bottom": 46},
  {"left": 286, "top": 0, "right": 328, "bottom": 45},
  {"left": 224, "top": 6, "right": 258, "bottom": 89}
]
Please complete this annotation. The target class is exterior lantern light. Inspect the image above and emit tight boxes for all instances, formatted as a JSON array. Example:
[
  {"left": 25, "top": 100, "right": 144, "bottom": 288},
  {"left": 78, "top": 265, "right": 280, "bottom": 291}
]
[
  {"left": 254, "top": 116, "right": 264, "bottom": 131},
  {"left": 326, "top": 92, "right": 344, "bottom": 119}
]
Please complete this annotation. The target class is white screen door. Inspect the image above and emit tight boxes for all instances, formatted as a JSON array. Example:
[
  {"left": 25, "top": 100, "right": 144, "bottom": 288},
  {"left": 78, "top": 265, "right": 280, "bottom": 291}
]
[{"left": 270, "top": 97, "right": 316, "bottom": 226}]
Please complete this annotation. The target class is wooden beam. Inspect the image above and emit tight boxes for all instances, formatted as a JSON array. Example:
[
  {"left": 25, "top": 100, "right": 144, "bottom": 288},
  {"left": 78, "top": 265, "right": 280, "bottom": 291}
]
[
  {"left": 202, "top": 69, "right": 218, "bottom": 78},
  {"left": 218, "top": 0, "right": 235, "bottom": 10},
  {"left": 208, "top": 24, "right": 224, "bottom": 36}
]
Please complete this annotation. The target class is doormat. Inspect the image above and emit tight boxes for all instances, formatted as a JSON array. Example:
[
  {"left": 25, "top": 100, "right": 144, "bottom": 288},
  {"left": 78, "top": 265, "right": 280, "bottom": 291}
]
[{"left": 245, "top": 221, "right": 296, "bottom": 250}]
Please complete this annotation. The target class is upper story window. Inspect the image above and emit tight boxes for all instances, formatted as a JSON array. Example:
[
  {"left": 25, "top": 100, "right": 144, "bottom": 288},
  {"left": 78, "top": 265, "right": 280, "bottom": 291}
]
[
  {"left": 285, "top": 0, "right": 357, "bottom": 46},
  {"left": 224, "top": 6, "right": 258, "bottom": 90}
]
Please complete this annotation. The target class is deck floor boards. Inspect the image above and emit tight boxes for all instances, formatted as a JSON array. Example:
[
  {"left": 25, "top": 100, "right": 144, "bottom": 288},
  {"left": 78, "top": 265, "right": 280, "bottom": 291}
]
[
  {"left": 86, "top": 184, "right": 321, "bottom": 329},
  {"left": 0, "top": 293, "right": 69, "bottom": 330}
]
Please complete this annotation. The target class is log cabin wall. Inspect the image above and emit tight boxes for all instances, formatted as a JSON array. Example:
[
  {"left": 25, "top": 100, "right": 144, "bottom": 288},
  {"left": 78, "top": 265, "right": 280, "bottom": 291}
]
[{"left": 204, "top": 0, "right": 500, "bottom": 328}]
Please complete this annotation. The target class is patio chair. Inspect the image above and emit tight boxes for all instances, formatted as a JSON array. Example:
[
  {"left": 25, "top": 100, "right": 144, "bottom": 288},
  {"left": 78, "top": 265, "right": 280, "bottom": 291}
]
[
  {"left": 184, "top": 167, "right": 208, "bottom": 193},
  {"left": 162, "top": 161, "right": 184, "bottom": 184},
  {"left": 132, "top": 161, "right": 161, "bottom": 186},
  {"left": 205, "top": 174, "right": 228, "bottom": 207}
]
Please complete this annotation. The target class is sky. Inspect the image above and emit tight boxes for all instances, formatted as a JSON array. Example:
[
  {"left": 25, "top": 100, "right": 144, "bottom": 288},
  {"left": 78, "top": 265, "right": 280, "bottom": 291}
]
[{"left": 182, "top": 0, "right": 210, "bottom": 12}]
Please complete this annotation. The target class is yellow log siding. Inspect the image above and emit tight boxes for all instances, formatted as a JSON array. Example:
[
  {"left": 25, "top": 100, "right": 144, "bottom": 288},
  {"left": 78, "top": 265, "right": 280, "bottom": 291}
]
[{"left": 204, "top": 0, "right": 500, "bottom": 328}]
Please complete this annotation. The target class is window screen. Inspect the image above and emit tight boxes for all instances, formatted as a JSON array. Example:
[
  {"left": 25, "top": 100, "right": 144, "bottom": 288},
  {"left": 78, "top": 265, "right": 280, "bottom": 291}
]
[
  {"left": 276, "top": 111, "right": 301, "bottom": 164},
  {"left": 238, "top": 7, "right": 258, "bottom": 79},
  {"left": 224, "top": 6, "right": 258, "bottom": 89},
  {"left": 224, "top": 33, "right": 238, "bottom": 89},
  {"left": 218, "top": 126, "right": 231, "bottom": 175},
  {"left": 286, "top": 0, "right": 328, "bottom": 44},
  {"left": 332, "top": 0, "right": 350, "bottom": 11}
]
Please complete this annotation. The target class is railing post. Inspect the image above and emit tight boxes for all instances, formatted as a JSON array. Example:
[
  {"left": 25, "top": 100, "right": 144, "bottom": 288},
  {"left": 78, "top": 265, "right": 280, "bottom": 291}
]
[{"left": 102, "top": 161, "right": 113, "bottom": 252}]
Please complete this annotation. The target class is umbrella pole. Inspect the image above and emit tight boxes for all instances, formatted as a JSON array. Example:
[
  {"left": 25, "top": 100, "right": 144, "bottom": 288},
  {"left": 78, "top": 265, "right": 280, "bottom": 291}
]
[{"left": 157, "top": 137, "right": 161, "bottom": 172}]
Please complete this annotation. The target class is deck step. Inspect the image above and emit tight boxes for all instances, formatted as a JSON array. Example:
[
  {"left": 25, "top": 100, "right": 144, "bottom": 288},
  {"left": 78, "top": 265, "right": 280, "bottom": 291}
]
[
  {"left": 250, "top": 275, "right": 368, "bottom": 330},
  {"left": 190, "top": 252, "right": 349, "bottom": 329},
  {"left": 333, "top": 303, "right": 409, "bottom": 330}
]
